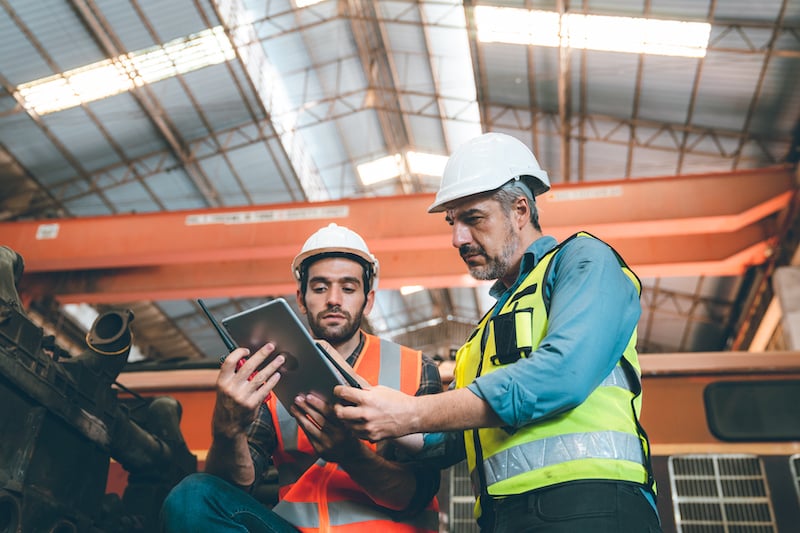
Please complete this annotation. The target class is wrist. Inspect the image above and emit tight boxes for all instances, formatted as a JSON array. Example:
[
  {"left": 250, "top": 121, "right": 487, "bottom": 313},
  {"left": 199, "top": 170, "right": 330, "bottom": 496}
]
[
  {"left": 407, "top": 395, "right": 425, "bottom": 434},
  {"left": 212, "top": 421, "right": 247, "bottom": 441}
]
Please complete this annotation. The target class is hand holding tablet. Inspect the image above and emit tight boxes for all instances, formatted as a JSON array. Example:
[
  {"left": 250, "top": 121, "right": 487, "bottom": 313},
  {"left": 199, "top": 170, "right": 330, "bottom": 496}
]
[{"left": 201, "top": 298, "right": 362, "bottom": 411}]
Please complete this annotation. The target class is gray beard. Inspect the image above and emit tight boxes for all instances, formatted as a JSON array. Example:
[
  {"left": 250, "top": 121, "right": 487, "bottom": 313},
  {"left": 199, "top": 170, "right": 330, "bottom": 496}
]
[{"left": 468, "top": 224, "right": 519, "bottom": 281}]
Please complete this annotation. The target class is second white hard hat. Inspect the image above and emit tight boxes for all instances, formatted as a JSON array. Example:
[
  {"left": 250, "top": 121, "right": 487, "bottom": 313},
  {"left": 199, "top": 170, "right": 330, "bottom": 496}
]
[
  {"left": 428, "top": 132, "right": 551, "bottom": 213},
  {"left": 291, "top": 223, "right": 380, "bottom": 290}
]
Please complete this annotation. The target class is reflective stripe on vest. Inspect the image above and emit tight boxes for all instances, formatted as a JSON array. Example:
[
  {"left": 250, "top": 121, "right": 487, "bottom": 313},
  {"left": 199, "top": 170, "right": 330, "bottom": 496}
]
[
  {"left": 274, "top": 401, "right": 307, "bottom": 488},
  {"left": 276, "top": 401, "right": 298, "bottom": 446},
  {"left": 471, "top": 364, "right": 641, "bottom": 488},
  {"left": 473, "top": 430, "right": 645, "bottom": 487},
  {"left": 276, "top": 500, "right": 440, "bottom": 530},
  {"left": 600, "top": 364, "right": 636, "bottom": 390},
  {"left": 376, "top": 338, "right": 401, "bottom": 389}
]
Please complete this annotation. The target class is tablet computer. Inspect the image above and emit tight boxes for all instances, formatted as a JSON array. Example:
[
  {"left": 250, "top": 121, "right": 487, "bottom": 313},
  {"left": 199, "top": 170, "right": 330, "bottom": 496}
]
[{"left": 220, "top": 298, "right": 361, "bottom": 410}]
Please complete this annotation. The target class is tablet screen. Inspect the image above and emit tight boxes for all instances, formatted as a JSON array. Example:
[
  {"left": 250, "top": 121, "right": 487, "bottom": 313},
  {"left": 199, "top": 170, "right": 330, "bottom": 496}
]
[{"left": 221, "top": 298, "right": 357, "bottom": 409}]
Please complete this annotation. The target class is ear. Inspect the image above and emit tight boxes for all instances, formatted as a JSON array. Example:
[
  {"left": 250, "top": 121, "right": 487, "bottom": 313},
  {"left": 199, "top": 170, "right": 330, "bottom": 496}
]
[
  {"left": 513, "top": 196, "right": 531, "bottom": 230},
  {"left": 295, "top": 288, "right": 307, "bottom": 314},
  {"left": 363, "top": 289, "right": 376, "bottom": 316}
]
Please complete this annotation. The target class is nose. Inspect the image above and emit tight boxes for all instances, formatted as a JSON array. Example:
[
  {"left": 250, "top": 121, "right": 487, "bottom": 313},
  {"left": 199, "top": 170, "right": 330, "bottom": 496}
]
[
  {"left": 451, "top": 222, "right": 472, "bottom": 249},
  {"left": 326, "top": 285, "right": 345, "bottom": 307}
]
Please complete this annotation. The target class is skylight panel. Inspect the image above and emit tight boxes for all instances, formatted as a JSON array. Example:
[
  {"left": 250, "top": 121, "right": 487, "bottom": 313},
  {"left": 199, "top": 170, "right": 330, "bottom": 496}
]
[
  {"left": 400, "top": 285, "right": 425, "bottom": 295},
  {"left": 357, "top": 155, "right": 402, "bottom": 186},
  {"left": 294, "top": 0, "right": 325, "bottom": 7},
  {"left": 406, "top": 151, "right": 448, "bottom": 177},
  {"left": 16, "top": 26, "right": 235, "bottom": 115},
  {"left": 357, "top": 151, "right": 449, "bottom": 187},
  {"left": 475, "top": 7, "right": 711, "bottom": 58}
]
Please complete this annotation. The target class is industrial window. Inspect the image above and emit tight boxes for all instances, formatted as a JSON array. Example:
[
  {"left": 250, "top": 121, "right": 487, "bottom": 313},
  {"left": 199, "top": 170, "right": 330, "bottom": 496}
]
[
  {"left": 704, "top": 380, "right": 800, "bottom": 441},
  {"left": 448, "top": 460, "right": 479, "bottom": 532},
  {"left": 669, "top": 454, "right": 777, "bottom": 532}
]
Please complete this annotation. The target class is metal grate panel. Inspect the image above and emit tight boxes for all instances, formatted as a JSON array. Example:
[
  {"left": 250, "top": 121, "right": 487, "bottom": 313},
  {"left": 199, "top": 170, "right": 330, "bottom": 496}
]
[
  {"left": 669, "top": 454, "right": 777, "bottom": 533},
  {"left": 448, "top": 460, "right": 479, "bottom": 533}
]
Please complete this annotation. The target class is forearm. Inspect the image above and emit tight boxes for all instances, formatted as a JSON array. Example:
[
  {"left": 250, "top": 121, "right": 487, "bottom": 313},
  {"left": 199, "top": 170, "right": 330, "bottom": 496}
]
[
  {"left": 204, "top": 431, "right": 256, "bottom": 488},
  {"left": 205, "top": 345, "right": 282, "bottom": 487},
  {"left": 335, "top": 384, "right": 503, "bottom": 441},
  {"left": 410, "top": 387, "right": 502, "bottom": 434}
]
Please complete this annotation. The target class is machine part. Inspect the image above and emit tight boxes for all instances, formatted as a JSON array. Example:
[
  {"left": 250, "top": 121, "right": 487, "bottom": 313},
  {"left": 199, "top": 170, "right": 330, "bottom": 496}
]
[
  {"left": 0, "top": 247, "right": 196, "bottom": 532},
  {"left": 0, "top": 247, "right": 24, "bottom": 314},
  {"left": 0, "top": 489, "right": 21, "bottom": 533}
]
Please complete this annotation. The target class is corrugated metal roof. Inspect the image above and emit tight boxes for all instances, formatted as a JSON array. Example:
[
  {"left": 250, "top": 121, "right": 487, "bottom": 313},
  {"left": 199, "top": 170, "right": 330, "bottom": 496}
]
[{"left": 0, "top": 0, "right": 798, "bottom": 363}]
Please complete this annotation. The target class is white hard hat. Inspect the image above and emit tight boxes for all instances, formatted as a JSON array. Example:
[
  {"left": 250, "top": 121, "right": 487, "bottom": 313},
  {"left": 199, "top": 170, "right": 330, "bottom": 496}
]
[
  {"left": 291, "top": 223, "right": 380, "bottom": 290},
  {"left": 428, "top": 132, "right": 551, "bottom": 213}
]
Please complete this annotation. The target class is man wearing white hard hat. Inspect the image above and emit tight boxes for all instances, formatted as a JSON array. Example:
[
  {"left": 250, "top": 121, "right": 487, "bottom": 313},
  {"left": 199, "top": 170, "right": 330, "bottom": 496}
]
[
  {"left": 161, "top": 223, "right": 443, "bottom": 532},
  {"left": 335, "top": 133, "right": 661, "bottom": 532}
]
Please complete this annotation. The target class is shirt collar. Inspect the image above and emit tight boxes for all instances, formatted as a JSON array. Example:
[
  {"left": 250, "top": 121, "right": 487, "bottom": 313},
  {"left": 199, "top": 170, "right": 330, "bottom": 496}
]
[{"left": 346, "top": 331, "right": 366, "bottom": 366}]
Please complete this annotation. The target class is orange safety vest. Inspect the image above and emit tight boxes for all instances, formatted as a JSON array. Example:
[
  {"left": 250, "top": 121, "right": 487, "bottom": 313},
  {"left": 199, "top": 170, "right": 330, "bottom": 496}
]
[{"left": 269, "top": 332, "right": 439, "bottom": 532}]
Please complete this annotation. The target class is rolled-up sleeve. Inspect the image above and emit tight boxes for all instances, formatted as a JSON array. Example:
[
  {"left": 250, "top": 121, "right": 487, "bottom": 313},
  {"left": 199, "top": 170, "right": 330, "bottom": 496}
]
[{"left": 467, "top": 236, "right": 641, "bottom": 428}]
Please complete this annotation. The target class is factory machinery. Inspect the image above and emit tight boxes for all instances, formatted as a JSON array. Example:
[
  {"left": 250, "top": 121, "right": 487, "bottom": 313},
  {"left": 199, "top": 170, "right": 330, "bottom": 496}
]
[{"left": 0, "top": 245, "right": 196, "bottom": 533}]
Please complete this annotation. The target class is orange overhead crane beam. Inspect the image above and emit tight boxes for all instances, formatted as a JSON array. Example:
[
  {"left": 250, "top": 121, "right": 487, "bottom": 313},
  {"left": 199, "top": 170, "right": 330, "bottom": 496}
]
[{"left": 4, "top": 167, "right": 795, "bottom": 304}]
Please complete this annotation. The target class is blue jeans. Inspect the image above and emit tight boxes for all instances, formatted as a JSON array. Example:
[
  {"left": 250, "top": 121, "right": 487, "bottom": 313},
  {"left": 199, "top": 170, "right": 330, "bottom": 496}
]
[{"left": 160, "top": 473, "right": 299, "bottom": 533}]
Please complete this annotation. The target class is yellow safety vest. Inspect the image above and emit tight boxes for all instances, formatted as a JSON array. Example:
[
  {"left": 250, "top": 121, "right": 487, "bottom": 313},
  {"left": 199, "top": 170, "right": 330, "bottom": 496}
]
[{"left": 453, "top": 232, "right": 654, "bottom": 517}]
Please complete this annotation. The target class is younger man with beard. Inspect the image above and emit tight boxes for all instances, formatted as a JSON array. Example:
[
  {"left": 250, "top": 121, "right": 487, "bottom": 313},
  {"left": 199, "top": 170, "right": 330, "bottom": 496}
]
[{"left": 160, "top": 223, "right": 442, "bottom": 533}]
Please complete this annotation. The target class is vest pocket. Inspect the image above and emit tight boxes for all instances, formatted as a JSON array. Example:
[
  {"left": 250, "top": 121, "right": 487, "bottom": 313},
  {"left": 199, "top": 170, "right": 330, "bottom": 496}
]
[{"left": 489, "top": 309, "right": 533, "bottom": 366}]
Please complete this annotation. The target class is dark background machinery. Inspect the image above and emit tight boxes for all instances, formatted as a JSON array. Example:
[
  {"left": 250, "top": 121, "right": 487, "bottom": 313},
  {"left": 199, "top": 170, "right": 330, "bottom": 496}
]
[{"left": 0, "top": 245, "right": 196, "bottom": 533}]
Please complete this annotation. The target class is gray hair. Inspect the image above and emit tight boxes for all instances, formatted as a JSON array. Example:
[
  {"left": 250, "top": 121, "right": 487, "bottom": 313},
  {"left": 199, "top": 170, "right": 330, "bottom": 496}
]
[{"left": 492, "top": 179, "right": 541, "bottom": 231}]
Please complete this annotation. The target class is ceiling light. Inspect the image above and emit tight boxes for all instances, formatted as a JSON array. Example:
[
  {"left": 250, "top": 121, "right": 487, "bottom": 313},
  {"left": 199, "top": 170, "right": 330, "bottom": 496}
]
[
  {"left": 475, "top": 7, "right": 711, "bottom": 58},
  {"left": 294, "top": 0, "right": 325, "bottom": 7},
  {"left": 357, "top": 150, "right": 448, "bottom": 187},
  {"left": 16, "top": 26, "right": 235, "bottom": 115},
  {"left": 400, "top": 285, "right": 425, "bottom": 296},
  {"left": 357, "top": 154, "right": 402, "bottom": 186},
  {"left": 407, "top": 151, "right": 448, "bottom": 176}
]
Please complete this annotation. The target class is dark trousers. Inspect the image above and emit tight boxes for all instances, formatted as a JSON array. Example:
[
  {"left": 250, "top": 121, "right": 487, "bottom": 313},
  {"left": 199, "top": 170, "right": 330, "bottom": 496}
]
[{"left": 477, "top": 480, "right": 662, "bottom": 533}]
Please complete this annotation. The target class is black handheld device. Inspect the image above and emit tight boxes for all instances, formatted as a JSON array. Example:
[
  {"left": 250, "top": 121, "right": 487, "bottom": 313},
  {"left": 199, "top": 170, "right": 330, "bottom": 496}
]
[
  {"left": 197, "top": 299, "right": 237, "bottom": 364},
  {"left": 315, "top": 342, "right": 363, "bottom": 389}
]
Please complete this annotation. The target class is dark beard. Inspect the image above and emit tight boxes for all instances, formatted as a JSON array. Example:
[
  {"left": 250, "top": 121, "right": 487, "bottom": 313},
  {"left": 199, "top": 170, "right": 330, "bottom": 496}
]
[{"left": 307, "top": 305, "right": 364, "bottom": 345}]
